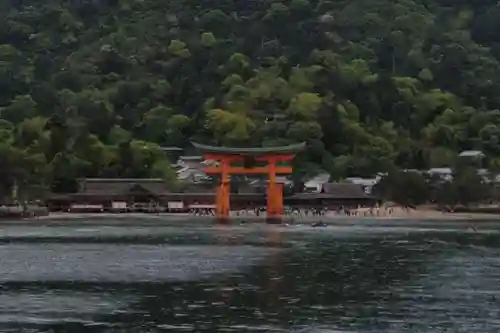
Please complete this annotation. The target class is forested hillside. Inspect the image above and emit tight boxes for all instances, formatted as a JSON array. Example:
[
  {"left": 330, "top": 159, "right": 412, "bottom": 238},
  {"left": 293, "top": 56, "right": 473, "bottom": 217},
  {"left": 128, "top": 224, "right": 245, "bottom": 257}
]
[{"left": 1, "top": 0, "right": 500, "bottom": 196}]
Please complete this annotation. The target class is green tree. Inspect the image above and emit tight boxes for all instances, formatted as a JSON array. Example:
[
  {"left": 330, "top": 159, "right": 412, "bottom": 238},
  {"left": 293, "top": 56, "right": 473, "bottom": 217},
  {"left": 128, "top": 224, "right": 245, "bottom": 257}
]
[
  {"left": 452, "top": 165, "right": 491, "bottom": 206},
  {"left": 375, "top": 170, "right": 429, "bottom": 207},
  {"left": 2, "top": 0, "right": 500, "bottom": 198}
]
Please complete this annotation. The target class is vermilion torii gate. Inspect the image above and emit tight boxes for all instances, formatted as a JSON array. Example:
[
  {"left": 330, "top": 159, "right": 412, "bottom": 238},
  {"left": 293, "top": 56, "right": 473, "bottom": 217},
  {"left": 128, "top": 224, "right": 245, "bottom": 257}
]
[{"left": 191, "top": 142, "right": 305, "bottom": 220}]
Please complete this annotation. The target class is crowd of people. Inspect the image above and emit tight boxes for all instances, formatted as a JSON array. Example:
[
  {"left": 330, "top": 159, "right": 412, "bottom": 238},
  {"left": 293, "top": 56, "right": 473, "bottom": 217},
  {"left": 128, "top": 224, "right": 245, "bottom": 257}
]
[{"left": 187, "top": 205, "right": 400, "bottom": 217}]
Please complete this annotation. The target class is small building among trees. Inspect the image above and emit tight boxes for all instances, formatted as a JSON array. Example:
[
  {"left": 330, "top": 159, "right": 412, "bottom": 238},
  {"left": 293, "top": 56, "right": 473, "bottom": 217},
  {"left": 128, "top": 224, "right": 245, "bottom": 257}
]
[{"left": 285, "top": 182, "right": 378, "bottom": 208}]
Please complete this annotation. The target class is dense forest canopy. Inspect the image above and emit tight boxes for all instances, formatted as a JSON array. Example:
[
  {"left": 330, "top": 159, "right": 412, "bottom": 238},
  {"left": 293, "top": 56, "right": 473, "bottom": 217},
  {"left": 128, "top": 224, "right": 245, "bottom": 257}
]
[{"left": 1, "top": 0, "right": 500, "bottom": 197}]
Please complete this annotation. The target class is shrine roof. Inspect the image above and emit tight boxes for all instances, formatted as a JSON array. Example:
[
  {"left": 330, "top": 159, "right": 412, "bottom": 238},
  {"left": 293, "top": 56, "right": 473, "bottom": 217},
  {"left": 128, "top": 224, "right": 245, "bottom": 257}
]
[{"left": 191, "top": 142, "right": 306, "bottom": 155}]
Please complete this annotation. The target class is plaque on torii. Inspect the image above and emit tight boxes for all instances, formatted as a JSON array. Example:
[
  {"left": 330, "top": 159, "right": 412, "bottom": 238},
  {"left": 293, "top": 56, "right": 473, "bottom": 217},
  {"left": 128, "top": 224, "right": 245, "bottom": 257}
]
[{"left": 191, "top": 142, "right": 305, "bottom": 222}]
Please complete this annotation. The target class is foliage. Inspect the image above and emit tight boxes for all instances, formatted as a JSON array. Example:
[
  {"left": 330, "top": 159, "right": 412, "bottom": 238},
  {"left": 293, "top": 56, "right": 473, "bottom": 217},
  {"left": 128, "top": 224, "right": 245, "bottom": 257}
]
[
  {"left": 2, "top": 0, "right": 500, "bottom": 199},
  {"left": 375, "top": 170, "right": 430, "bottom": 207},
  {"left": 376, "top": 163, "right": 493, "bottom": 208}
]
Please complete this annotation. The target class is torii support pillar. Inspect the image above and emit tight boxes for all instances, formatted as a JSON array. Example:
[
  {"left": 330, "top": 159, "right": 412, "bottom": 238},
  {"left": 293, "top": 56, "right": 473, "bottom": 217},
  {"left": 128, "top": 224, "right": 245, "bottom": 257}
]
[
  {"left": 214, "top": 159, "right": 230, "bottom": 224},
  {"left": 266, "top": 158, "right": 285, "bottom": 223}
]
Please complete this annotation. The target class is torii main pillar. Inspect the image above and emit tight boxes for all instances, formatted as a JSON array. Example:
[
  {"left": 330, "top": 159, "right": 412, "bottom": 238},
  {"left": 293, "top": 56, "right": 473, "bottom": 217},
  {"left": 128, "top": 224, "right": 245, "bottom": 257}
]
[{"left": 191, "top": 142, "right": 305, "bottom": 223}]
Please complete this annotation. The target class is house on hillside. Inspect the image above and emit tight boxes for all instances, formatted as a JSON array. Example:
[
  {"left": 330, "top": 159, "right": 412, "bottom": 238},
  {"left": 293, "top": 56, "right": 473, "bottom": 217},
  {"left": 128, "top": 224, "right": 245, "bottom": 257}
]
[
  {"left": 426, "top": 167, "right": 493, "bottom": 182},
  {"left": 174, "top": 155, "right": 215, "bottom": 182},
  {"left": 344, "top": 176, "right": 381, "bottom": 195},
  {"left": 285, "top": 182, "right": 378, "bottom": 208},
  {"left": 427, "top": 168, "right": 453, "bottom": 181},
  {"left": 303, "top": 173, "right": 330, "bottom": 193},
  {"left": 459, "top": 150, "right": 486, "bottom": 168},
  {"left": 459, "top": 150, "right": 485, "bottom": 158}
]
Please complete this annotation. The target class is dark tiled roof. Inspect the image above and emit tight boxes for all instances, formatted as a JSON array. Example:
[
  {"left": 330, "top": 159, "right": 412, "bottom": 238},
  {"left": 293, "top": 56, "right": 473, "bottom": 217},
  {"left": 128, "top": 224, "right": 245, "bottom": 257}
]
[
  {"left": 182, "top": 182, "right": 215, "bottom": 193},
  {"left": 235, "top": 184, "right": 261, "bottom": 194},
  {"left": 191, "top": 141, "right": 306, "bottom": 155},
  {"left": 130, "top": 183, "right": 169, "bottom": 195},
  {"left": 322, "top": 182, "right": 369, "bottom": 197},
  {"left": 179, "top": 156, "right": 203, "bottom": 161},
  {"left": 289, "top": 193, "right": 375, "bottom": 200},
  {"left": 290, "top": 183, "right": 374, "bottom": 200},
  {"left": 78, "top": 178, "right": 170, "bottom": 195},
  {"left": 78, "top": 178, "right": 165, "bottom": 182},
  {"left": 161, "top": 147, "right": 183, "bottom": 152},
  {"left": 82, "top": 182, "right": 130, "bottom": 195},
  {"left": 47, "top": 192, "right": 267, "bottom": 201}
]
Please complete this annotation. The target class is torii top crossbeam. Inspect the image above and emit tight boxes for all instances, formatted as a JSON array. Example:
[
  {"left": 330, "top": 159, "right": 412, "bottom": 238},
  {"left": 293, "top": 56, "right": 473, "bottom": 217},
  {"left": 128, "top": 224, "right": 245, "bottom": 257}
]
[
  {"left": 191, "top": 141, "right": 306, "bottom": 174},
  {"left": 191, "top": 142, "right": 306, "bottom": 155}
]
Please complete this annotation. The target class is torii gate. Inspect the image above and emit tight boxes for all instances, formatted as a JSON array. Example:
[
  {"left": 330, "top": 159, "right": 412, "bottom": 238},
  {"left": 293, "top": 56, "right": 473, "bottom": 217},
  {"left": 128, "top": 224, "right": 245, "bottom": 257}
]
[{"left": 191, "top": 142, "right": 305, "bottom": 221}]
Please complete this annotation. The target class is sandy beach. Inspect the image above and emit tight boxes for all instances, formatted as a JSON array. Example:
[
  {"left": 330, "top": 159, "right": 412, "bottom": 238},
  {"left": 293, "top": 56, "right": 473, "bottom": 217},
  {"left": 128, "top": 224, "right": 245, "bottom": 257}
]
[{"left": 13, "top": 207, "right": 500, "bottom": 224}]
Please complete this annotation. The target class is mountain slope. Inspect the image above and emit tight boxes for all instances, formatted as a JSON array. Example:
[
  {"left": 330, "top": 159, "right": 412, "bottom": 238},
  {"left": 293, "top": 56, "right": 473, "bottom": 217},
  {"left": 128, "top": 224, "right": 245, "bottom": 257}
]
[{"left": 1, "top": 0, "right": 500, "bottom": 195}]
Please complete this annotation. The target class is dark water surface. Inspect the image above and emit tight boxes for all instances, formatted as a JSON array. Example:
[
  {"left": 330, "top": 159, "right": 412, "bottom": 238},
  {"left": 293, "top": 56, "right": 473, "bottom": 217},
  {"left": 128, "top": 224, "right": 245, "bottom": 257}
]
[{"left": 0, "top": 219, "right": 499, "bottom": 332}]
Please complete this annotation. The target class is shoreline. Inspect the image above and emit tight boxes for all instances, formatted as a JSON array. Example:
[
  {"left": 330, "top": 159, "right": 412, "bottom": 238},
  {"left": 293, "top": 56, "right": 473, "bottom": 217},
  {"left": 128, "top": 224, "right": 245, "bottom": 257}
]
[
  {"left": 40, "top": 206, "right": 500, "bottom": 221},
  {"left": 3, "top": 210, "right": 500, "bottom": 225}
]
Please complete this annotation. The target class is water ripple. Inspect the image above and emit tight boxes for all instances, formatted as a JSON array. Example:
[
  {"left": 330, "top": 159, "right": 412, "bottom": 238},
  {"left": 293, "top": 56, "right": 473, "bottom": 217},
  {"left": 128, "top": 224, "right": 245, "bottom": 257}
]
[{"left": 0, "top": 221, "right": 499, "bottom": 332}]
